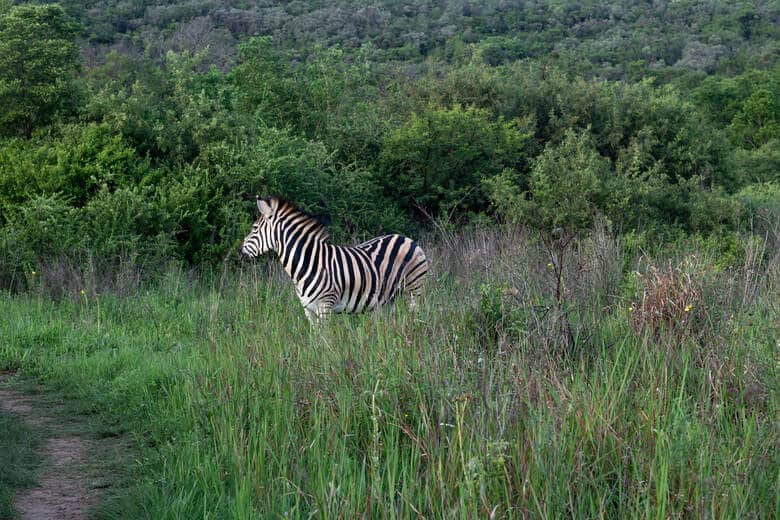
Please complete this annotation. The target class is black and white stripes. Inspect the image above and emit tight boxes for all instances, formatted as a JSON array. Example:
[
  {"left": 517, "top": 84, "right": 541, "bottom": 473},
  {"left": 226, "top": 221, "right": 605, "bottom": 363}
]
[{"left": 239, "top": 196, "right": 428, "bottom": 322}]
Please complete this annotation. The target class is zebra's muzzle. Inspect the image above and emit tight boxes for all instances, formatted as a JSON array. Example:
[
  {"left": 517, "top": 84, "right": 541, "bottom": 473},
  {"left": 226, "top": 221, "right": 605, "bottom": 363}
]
[{"left": 237, "top": 246, "right": 255, "bottom": 261}]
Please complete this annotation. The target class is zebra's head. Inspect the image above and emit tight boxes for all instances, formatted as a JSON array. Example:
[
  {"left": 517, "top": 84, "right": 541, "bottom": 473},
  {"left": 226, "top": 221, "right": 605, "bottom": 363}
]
[{"left": 238, "top": 196, "right": 278, "bottom": 260}]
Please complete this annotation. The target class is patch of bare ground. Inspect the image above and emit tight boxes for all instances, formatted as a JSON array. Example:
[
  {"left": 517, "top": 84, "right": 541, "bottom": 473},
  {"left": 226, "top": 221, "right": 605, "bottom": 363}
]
[{"left": 0, "top": 374, "right": 118, "bottom": 520}]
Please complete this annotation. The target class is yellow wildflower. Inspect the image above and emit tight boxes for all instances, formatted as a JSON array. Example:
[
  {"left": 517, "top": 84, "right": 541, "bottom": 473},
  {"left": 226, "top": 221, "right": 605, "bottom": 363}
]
[{"left": 684, "top": 303, "right": 692, "bottom": 312}]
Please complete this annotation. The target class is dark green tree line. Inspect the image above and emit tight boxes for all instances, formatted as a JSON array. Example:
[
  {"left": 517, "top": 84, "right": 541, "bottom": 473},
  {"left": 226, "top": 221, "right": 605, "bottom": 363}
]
[{"left": 0, "top": 1, "right": 777, "bottom": 290}]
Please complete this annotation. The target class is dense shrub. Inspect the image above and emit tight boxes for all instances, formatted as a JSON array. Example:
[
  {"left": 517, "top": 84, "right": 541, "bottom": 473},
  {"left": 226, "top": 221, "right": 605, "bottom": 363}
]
[
  {"left": 0, "top": 123, "right": 146, "bottom": 216},
  {"left": 83, "top": 52, "right": 245, "bottom": 164},
  {"left": 196, "top": 126, "right": 409, "bottom": 255},
  {"left": 693, "top": 67, "right": 780, "bottom": 150},
  {"left": 0, "top": 1, "right": 776, "bottom": 290},
  {"left": 0, "top": 4, "right": 80, "bottom": 137},
  {"left": 0, "top": 195, "right": 80, "bottom": 289},
  {"left": 377, "top": 104, "right": 531, "bottom": 219},
  {"left": 232, "top": 36, "right": 300, "bottom": 127},
  {"left": 81, "top": 187, "right": 174, "bottom": 263},
  {"left": 736, "top": 182, "right": 780, "bottom": 255}
]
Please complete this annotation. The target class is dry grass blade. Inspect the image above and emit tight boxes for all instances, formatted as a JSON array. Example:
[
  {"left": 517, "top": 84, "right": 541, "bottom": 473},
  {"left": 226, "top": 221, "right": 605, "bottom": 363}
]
[{"left": 631, "top": 257, "right": 704, "bottom": 338}]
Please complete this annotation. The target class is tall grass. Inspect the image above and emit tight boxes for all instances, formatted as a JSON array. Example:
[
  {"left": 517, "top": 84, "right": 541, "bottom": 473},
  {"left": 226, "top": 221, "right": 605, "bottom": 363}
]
[{"left": 0, "top": 228, "right": 777, "bottom": 518}]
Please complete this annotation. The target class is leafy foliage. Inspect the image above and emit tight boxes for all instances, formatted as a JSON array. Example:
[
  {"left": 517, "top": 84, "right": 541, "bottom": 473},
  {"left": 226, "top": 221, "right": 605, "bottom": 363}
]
[
  {"left": 55, "top": 0, "right": 780, "bottom": 81},
  {"left": 0, "top": 4, "right": 80, "bottom": 136},
  {"left": 378, "top": 105, "right": 530, "bottom": 219},
  {"left": 0, "top": 124, "right": 146, "bottom": 221},
  {"left": 528, "top": 128, "right": 609, "bottom": 234},
  {"left": 0, "top": 1, "right": 776, "bottom": 287}
]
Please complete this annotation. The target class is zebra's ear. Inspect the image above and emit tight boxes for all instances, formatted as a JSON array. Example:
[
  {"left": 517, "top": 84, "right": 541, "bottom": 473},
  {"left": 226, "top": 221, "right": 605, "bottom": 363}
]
[{"left": 257, "top": 197, "right": 273, "bottom": 217}]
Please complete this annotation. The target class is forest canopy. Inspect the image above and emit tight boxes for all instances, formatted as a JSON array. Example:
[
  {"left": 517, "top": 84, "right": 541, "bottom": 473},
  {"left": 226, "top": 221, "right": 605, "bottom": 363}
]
[{"left": 0, "top": 0, "right": 777, "bottom": 288}]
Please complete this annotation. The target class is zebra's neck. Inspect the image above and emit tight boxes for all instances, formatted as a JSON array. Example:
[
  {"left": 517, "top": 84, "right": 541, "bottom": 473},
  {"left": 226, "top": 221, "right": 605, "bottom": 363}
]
[{"left": 275, "top": 218, "right": 330, "bottom": 285}]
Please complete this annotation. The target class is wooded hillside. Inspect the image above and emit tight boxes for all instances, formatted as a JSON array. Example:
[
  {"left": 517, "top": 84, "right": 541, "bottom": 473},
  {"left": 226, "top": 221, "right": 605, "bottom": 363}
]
[{"left": 0, "top": 0, "right": 777, "bottom": 287}]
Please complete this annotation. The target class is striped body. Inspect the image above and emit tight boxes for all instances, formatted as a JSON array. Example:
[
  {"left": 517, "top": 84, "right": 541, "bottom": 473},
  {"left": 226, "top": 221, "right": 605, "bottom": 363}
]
[{"left": 239, "top": 197, "right": 428, "bottom": 321}]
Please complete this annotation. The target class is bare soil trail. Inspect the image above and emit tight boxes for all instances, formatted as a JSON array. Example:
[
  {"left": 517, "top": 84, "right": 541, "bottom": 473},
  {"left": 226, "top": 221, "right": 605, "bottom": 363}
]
[{"left": 0, "top": 374, "right": 117, "bottom": 520}]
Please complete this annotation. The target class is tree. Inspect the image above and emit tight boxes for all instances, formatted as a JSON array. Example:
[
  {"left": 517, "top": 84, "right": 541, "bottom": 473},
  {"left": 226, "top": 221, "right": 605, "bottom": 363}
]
[
  {"left": 377, "top": 104, "right": 530, "bottom": 220},
  {"left": 485, "top": 128, "right": 609, "bottom": 233},
  {"left": 231, "top": 36, "right": 299, "bottom": 127},
  {"left": 525, "top": 129, "right": 609, "bottom": 235},
  {"left": 486, "top": 129, "right": 610, "bottom": 352},
  {"left": 0, "top": 4, "right": 80, "bottom": 137},
  {"left": 730, "top": 89, "right": 779, "bottom": 149},
  {"left": 737, "top": 7, "right": 759, "bottom": 40}
]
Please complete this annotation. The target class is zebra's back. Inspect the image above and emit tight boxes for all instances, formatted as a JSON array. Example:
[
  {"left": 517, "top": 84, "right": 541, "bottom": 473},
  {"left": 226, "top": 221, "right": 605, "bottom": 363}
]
[{"left": 331, "top": 234, "right": 428, "bottom": 313}]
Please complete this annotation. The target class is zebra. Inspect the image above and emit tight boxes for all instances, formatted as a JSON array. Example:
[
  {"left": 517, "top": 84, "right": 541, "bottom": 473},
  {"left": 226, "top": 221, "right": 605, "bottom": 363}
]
[{"left": 239, "top": 196, "right": 429, "bottom": 322}]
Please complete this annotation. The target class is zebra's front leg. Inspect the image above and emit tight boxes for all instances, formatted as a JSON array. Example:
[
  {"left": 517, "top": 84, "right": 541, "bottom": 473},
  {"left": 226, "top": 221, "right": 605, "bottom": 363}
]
[
  {"left": 303, "top": 303, "right": 331, "bottom": 325},
  {"left": 304, "top": 307, "right": 318, "bottom": 325}
]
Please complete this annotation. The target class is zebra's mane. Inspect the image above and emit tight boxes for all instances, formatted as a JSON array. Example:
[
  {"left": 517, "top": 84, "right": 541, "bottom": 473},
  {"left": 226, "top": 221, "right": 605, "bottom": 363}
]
[{"left": 273, "top": 198, "right": 331, "bottom": 242}]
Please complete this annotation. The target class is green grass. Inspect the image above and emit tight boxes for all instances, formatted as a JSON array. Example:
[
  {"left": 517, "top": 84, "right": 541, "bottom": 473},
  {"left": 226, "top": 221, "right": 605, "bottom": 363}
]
[
  {"left": 0, "top": 244, "right": 777, "bottom": 518},
  {"left": 0, "top": 408, "right": 41, "bottom": 519}
]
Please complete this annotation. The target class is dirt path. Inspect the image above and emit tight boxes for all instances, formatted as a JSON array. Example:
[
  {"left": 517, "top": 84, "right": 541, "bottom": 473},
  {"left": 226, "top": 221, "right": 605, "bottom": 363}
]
[{"left": 0, "top": 375, "right": 109, "bottom": 520}]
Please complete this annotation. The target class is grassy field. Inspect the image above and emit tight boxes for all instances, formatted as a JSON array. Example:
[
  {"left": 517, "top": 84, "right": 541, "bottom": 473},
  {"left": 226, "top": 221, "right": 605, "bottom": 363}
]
[{"left": 0, "top": 230, "right": 777, "bottom": 518}]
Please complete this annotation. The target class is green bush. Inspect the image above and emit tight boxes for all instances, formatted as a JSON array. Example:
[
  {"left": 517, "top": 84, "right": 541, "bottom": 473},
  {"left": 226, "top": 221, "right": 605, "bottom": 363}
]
[
  {"left": 47, "top": 124, "right": 146, "bottom": 205},
  {"left": 737, "top": 182, "right": 780, "bottom": 217},
  {"left": 485, "top": 128, "right": 609, "bottom": 233},
  {"left": 85, "top": 52, "right": 245, "bottom": 164},
  {"left": 530, "top": 128, "right": 609, "bottom": 233},
  {"left": 732, "top": 140, "right": 780, "bottom": 185},
  {"left": 232, "top": 37, "right": 300, "bottom": 128},
  {"left": 729, "top": 88, "right": 780, "bottom": 149},
  {"left": 0, "top": 195, "right": 80, "bottom": 288},
  {"left": 686, "top": 184, "right": 739, "bottom": 233},
  {"left": 736, "top": 182, "right": 780, "bottom": 247},
  {"left": 0, "top": 138, "right": 44, "bottom": 221},
  {"left": 377, "top": 104, "right": 531, "bottom": 219},
  {"left": 427, "top": 66, "right": 738, "bottom": 191},
  {"left": 0, "top": 4, "right": 80, "bottom": 137},
  {"left": 165, "top": 126, "right": 410, "bottom": 262},
  {"left": 0, "top": 124, "right": 146, "bottom": 219},
  {"left": 81, "top": 187, "right": 175, "bottom": 264},
  {"left": 156, "top": 164, "right": 218, "bottom": 264},
  {"left": 487, "top": 124, "right": 745, "bottom": 237}
]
